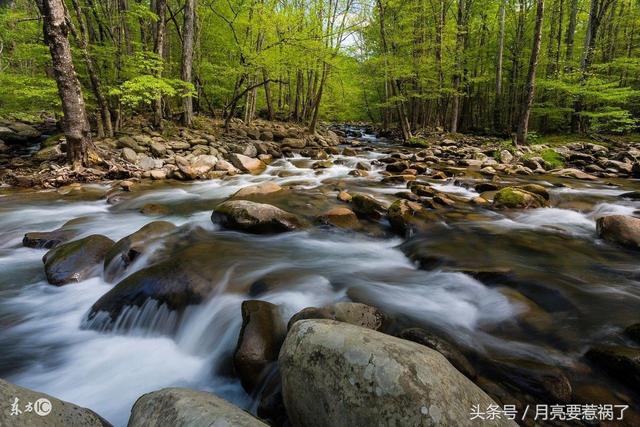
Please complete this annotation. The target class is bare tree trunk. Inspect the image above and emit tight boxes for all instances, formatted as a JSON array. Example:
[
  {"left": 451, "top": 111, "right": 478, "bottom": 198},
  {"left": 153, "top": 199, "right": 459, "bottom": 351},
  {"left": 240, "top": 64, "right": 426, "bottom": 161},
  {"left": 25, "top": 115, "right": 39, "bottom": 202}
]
[
  {"left": 181, "top": 0, "right": 196, "bottom": 126},
  {"left": 41, "top": 0, "right": 93, "bottom": 168},
  {"left": 564, "top": 0, "right": 578, "bottom": 66},
  {"left": 70, "top": 0, "right": 112, "bottom": 137},
  {"left": 516, "top": 0, "right": 544, "bottom": 145},
  {"left": 263, "top": 69, "right": 274, "bottom": 120},
  {"left": 494, "top": 0, "right": 505, "bottom": 131},
  {"left": 153, "top": 0, "right": 167, "bottom": 128},
  {"left": 450, "top": 0, "right": 468, "bottom": 133}
]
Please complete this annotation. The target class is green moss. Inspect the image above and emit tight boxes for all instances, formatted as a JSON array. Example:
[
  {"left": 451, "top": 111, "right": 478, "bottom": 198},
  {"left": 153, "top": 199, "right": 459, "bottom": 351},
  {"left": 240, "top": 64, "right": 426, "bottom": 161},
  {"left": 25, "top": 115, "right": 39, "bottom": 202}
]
[
  {"left": 407, "top": 137, "right": 430, "bottom": 147},
  {"left": 539, "top": 149, "right": 564, "bottom": 168},
  {"left": 494, "top": 188, "right": 526, "bottom": 208}
]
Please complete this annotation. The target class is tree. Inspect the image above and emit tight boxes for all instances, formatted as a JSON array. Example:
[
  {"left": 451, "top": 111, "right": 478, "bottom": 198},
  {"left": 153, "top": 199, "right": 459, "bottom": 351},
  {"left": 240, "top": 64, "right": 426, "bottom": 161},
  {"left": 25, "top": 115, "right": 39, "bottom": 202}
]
[
  {"left": 40, "top": 0, "right": 93, "bottom": 167},
  {"left": 516, "top": 0, "right": 545, "bottom": 145},
  {"left": 181, "top": 0, "right": 196, "bottom": 126}
]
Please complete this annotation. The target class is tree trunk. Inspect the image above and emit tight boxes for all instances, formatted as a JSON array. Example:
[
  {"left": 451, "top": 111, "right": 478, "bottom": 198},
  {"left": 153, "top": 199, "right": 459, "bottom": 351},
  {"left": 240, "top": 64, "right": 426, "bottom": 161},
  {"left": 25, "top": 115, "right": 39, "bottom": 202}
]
[
  {"left": 564, "top": 0, "right": 578, "bottom": 66},
  {"left": 181, "top": 0, "right": 196, "bottom": 126},
  {"left": 70, "top": 0, "right": 112, "bottom": 137},
  {"left": 450, "top": 0, "right": 468, "bottom": 133},
  {"left": 41, "top": 0, "right": 93, "bottom": 168},
  {"left": 263, "top": 69, "right": 274, "bottom": 120},
  {"left": 516, "top": 0, "right": 544, "bottom": 145},
  {"left": 153, "top": 0, "right": 167, "bottom": 128},
  {"left": 494, "top": 0, "right": 505, "bottom": 131}
]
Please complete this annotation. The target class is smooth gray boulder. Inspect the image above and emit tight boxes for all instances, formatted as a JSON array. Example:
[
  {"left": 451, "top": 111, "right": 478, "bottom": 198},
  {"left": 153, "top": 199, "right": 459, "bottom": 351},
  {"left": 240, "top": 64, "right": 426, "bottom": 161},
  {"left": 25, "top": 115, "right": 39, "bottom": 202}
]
[
  {"left": 43, "top": 235, "right": 115, "bottom": 285},
  {"left": 0, "top": 379, "right": 111, "bottom": 426},
  {"left": 597, "top": 215, "right": 640, "bottom": 250},
  {"left": 212, "top": 200, "right": 304, "bottom": 233},
  {"left": 127, "top": 388, "right": 267, "bottom": 427},
  {"left": 279, "top": 320, "right": 515, "bottom": 427}
]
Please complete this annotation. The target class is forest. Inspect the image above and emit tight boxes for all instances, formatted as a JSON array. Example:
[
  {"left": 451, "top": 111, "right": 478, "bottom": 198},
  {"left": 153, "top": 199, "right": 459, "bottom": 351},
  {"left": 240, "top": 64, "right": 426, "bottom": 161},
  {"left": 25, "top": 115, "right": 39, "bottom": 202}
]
[{"left": 1, "top": 0, "right": 639, "bottom": 153}]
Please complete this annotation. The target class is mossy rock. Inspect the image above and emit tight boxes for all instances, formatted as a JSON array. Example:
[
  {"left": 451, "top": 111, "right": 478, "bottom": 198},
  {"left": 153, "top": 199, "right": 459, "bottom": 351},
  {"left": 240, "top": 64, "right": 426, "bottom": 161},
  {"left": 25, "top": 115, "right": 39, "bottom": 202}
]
[{"left": 493, "top": 187, "right": 548, "bottom": 209}]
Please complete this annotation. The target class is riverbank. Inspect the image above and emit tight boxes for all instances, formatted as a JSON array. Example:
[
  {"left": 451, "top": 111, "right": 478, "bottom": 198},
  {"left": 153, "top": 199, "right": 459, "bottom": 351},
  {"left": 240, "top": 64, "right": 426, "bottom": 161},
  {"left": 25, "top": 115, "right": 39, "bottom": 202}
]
[{"left": 1, "top": 121, "right": 640, "bottom": 425}]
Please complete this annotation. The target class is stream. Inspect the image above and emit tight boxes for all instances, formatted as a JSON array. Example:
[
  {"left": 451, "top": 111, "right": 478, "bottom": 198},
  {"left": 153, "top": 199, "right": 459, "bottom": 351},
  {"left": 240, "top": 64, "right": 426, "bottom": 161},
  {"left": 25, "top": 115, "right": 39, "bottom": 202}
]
[{"left": 1, "top": 128, "right": 640, "bottom": 425}]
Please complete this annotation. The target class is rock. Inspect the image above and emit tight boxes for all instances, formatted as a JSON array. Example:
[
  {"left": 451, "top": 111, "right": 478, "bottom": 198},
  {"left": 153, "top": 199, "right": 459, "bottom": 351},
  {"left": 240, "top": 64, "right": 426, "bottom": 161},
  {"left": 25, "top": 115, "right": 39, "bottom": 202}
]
[
  {"left": 215, "top": 159, "right": 239, "bottom": 173},
  {"left": 212, "top": 200, "right": 304, "bottom": 233},
  {"left": 516, "top": 183, "right": 549, "bottom": 200},
  {"left": 596, "top": 215, "right": 640, "bottom": 250},
  {"left": 0, "top": 378, "right": 111, "bottom": 426},
  {"left": 387, "top": 199, "right": 434, "bottom": 235},
  {"left": 150, "top": 141, "right": 167, "bottom": 157},
  {"left": 288, "top": 302, "right": 386, "bottom": 331},
  {"left": 43, "top": 235, "right": 115, "bottom": 286},
  {"left": 316, "top": 207, "right": 360, "bottom": 229},
  {"left": 337, "top": 190, "right": 352, "bottom": 202},
  {"left": 128, "top": 388, "right": 267, "bottom": 427},
  {"left": 351, "top": 193, "right": 388, "bottom": 220},
  {"left": 492, "top": 187, "right": 547, "bottom": 209},
  {"left": 281, "top": 138, "right": 306, "bottom": 149},
  {"left": 499, "top": 150, "right": 514, "bottom": 164},
  {"left": 150, "top": 169, "right": 167, "bottom": 180},
  {"left": 34, "top": 145, "right": 63, "bottom": 161},
  {"left": 233, "top": 182, "right": 283, "bottom": 198},
  {"left": 586, "top": 345, "right": 640, "bottom": 389},
  {"left": 234, "top": 300, "right": 287, "bottom": 393},
  {"left": 279, "top": 320, "right": 514, "bottom": 427},
  {"left": 139, "top": 203, "right": 170, "bottom": 216},
  {"left": 103, "top": 221, "right": 176, "bottom": 282},
  {"left": 168, "top": 140, "right": 191, "bottom": 151},
  {"left": 625, "top": 323, "right": 640, "bottom": 343},
  {"left": 121, "top": 147, "right": 138, "bottom": 163},
  {"left": 229, "top": 153, "right": 266, "bottom": 174},
  {"left": 138, "top": 155, "right": 160, "bottom": 171},
  {"left": 23, "top": 219, "right": 83, "bottom": 249},
  {"left": 178, "top": 155, "right": 218, "bottom": 179},
  {"left": 399, "top": 328, "right": 476, "bottom": 380},
  {"left": 552, "top": 168, "right": 598, "bottom": 180},
  {"left": 117, "top": 136, "right": 143, "bottom": 152}
]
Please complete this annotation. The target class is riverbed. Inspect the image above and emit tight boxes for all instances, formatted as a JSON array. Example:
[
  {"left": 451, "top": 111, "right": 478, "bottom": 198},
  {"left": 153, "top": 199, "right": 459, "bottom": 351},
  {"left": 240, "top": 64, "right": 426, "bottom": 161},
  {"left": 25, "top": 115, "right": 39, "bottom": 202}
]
[{"left": 1, "top": 130, "right": 639, "bottom": 425}]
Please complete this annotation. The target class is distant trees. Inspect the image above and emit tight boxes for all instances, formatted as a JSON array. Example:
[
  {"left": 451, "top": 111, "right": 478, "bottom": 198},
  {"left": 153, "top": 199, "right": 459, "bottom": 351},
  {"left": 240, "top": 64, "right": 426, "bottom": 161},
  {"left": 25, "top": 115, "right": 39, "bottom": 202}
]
[{"left": 1, "top": 0, "right": 638, "bottom": 145}]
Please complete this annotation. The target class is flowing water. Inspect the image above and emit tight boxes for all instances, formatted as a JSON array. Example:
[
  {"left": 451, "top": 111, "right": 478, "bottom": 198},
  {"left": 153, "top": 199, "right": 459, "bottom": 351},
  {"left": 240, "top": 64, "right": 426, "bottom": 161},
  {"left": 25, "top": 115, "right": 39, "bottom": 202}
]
[{"left": 1, "top": 129, "right": 640, "bottom": 425}]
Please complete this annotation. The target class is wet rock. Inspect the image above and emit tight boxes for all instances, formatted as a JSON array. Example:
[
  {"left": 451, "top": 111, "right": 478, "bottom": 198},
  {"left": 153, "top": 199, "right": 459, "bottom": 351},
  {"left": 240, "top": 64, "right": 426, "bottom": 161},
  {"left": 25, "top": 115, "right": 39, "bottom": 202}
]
[
  {"left": 516, "top": 183, "right": 549, "bottom": 200},
  {"left": 177, "top": 155, "right": 218, "bottom": 179},
  {"left": 43, "top": 235, "right": 115, "bottom": 286},
  {"left": 596, "top": 215, "right": 640, "bottom": 250},
  {"left": 475, "top": 182, "right": 499, "bottom": 193},
  {"left": 312, "top": 160, "right": 333, "bottom": 169},
  {"left": 23, "top": 219, "right": 84, "bottom": 249},
  {"left": 498, "top": 288, "right": 553, "bottom": 334},
  {"left": 348, "top": 169, "right": 368, "bottom": 177},
  {"left": 128, "top": 388, "right": 267, "bottom": 427},
  {"left": 619, "top": 191, "right": 640, "bottom": 200},
  {"left": 337, "top": 190, "right": 352, "bottom": 202},
  {"left": 103, "top": 221, "right": 176, "bottom": 283},
  {"left": 233, "top": 182, "right": 283, "bottom": 198},
  {"left": 625, "top": 323, "right": 640, "bottom": 343},
  {"left": 493, "top": 187, "right": 548, "bottom": 209},
  {"left": 316, "top": 207, "right": 360, "bottom": 229},
  {"left": 586, "top": 345, "right": 640, "bottom": 389},
  {"left": 0, "top": 378, "right": 111, "bottom": 426},
  {"left": 279, "top": 320, "right": 514, "bottom": 427},
  {"left": 387, "top": 199, "right": 435, "bottom": 235},
  {"left": 350, "top": 193, "right": 388, "bottom": 220},
  {"left": 386, "top": 161, "right": 410, "bottom": 173},
  {"left": 399, "top": 328, "right": 476, "bottom": 380},
  {"left": 139, "top": 203, "right": 170, "bottom": 216},
  {"left": 234, "top": 300, "right": 287, "bottom": 393},
  {"left": 212, "top": 200, "right": 304, "bottom": 233},
  {"left": 229, "top": 153, "right": 266, "bottom": 174}
]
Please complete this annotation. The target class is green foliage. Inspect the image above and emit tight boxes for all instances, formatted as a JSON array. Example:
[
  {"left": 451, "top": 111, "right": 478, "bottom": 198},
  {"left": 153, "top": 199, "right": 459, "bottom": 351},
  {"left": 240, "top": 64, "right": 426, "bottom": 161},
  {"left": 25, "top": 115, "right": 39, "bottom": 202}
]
[
  {"left": 109, "top": 75, "right": 195, "bottom": 110},
  {"left": 539, "top": 149, "right": 564, "bottom": 169}
]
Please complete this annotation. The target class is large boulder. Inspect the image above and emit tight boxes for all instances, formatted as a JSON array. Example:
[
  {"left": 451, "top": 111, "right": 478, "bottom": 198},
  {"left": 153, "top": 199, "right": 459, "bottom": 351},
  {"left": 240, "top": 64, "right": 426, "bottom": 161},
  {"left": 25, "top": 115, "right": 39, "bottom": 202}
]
[
  {"left": 492, "top": 187, "right": 548, "bottom": 209},
  {"left": 23, "top": 218, "right": 86, "bottom": 249},
  {"left": 43, "top": 235, "right": 114, "bottom": 286},
  {"left": 281, "top": 138, "right": 306, "bottom": 149},
  {"left": 387, "top": 199, "right": 435, "bottom": 235},
  {"left": 103, "top": 221, "right": 176, "bottom": 282},
  {"left": 0, "top": 378, "right": 111, "bottom": 426},
  {"left": 234, "top": 300, "right": 287, "bottom": 393},
  {"left": 87, "top": 243, "right": 225, "bottom": 324},
  {"left": 128, "top": 388, "right": 267, "bottom": 427},
  {"left": 596, "top": 215, "right": 640, "bottom": 250},
  {"left": 177, "top": 155, "right": 218, "bottom": 179},
  {"left": 212, "top": 200, "right": 304, "bottom": 233},
  {"left": 288, "top": 302, "right": 386, "bottom": 331},
  {"left": 279, "top": 320, "right": 514, "bottom": 427},
  {"left": 229, "top": 153, "right": 266, "bottom": 174}
]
